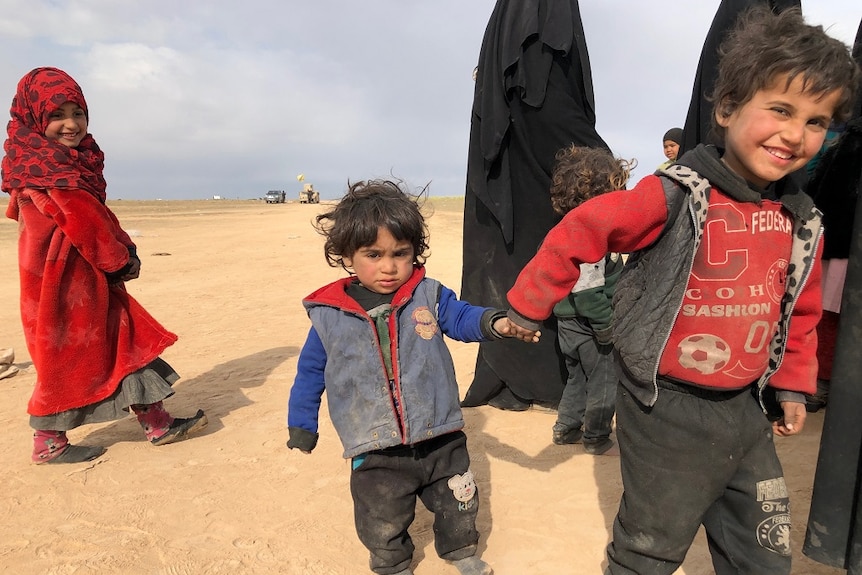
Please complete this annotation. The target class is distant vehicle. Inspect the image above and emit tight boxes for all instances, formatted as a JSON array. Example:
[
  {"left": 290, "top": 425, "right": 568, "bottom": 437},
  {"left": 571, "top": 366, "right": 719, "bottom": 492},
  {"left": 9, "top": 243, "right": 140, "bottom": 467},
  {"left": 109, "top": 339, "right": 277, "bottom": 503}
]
[
  {"left": 265, "top": 190, "right": 286, "bottom": 204},
  {"left": 299, "top": 183, "right": 320, "bottom": 204}
]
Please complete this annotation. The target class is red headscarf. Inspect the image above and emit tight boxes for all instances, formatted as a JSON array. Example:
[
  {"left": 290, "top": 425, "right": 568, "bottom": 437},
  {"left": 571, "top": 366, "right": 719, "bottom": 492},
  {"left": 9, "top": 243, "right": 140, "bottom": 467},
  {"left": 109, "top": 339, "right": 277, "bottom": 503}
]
[{"left": 1, "top": 67, "right": 107, "bottom": 216}]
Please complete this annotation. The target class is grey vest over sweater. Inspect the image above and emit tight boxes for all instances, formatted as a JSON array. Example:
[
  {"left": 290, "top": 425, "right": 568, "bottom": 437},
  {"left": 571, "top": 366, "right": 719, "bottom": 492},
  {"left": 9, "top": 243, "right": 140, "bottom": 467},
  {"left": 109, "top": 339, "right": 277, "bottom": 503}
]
[{"left": 612, "top": 155, "right": 821, "bottom": 410}]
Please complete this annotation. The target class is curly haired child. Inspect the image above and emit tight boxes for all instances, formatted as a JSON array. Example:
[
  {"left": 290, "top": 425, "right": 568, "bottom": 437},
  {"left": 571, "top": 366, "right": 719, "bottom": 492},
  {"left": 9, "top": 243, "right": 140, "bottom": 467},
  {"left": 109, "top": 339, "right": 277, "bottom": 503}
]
[
  {"left": 287, "top": 179, "right": 533, "bottom": 575},
  {"left": 548, "top": 146, "right": 634, "bottom": 455}
]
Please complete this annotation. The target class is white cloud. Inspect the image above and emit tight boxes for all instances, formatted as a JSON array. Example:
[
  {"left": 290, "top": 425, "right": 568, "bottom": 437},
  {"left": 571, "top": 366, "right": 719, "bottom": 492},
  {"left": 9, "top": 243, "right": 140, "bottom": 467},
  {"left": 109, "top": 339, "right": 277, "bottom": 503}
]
[{"left": 0, "top": 1, "right": 858, "bottom": 199}]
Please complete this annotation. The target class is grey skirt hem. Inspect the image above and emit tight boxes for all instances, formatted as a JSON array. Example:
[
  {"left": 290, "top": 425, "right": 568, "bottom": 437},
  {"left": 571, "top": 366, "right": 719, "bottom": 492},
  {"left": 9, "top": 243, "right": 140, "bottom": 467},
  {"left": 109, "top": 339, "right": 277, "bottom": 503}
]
[{"left": 29, "top": 358, "right": 179, "bottom": 432}]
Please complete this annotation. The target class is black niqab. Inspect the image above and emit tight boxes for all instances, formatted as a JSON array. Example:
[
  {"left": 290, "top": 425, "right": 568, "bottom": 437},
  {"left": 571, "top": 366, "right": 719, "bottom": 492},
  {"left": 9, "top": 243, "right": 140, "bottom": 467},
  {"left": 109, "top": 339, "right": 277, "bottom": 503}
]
[{"left": 461, "top": 0, "right": 608, "bottom": 407}]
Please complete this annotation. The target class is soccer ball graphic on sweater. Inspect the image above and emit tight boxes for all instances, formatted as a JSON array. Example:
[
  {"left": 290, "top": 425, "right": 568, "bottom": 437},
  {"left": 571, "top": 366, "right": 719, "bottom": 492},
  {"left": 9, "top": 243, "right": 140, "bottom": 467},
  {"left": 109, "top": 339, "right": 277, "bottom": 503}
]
[{"left": 677, "top": 333, "right": 731, "bottom": 375}]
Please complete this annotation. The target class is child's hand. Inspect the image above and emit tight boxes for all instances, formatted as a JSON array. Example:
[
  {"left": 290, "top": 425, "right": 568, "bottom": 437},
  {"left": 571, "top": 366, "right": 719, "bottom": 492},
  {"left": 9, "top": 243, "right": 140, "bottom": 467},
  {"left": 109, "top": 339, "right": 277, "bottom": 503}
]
[
  {"left": 772, "top": 401, "right": 807, "bottom": 436},
  {"left": 494, "top": 317, "right": 540, "bottom": 343},
  {"left": 287, "top": 431, "right": 317, "bottom": 453},
  {"left": 121, "top": 256, "right": 141, "bottom": 281},
  {"left": 286, "top": 442, "right": 312, "bottom": 454},
  {"left": 594, "top": 327, "right": 614, "bottom": 346}
]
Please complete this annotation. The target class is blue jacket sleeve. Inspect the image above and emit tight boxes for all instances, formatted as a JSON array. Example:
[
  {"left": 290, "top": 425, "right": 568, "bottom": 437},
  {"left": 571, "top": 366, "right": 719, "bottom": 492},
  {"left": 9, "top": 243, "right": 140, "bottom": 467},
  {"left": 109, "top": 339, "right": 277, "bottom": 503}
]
[
  {"left": 436, "top": 284, "right": 503, "bottom": 342},
  {"left": 287, "top": 327, "right": 327, "bottom": 451}
]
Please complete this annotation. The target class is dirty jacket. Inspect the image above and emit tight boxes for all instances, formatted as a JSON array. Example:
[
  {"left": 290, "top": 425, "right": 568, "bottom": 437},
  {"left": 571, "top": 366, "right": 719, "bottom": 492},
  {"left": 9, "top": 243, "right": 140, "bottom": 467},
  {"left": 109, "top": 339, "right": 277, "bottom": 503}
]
[
  {"left": 288, "top": 266, "right": 501, "bottom": 458},
  {"left": 508, "top": 144, "right": 822, "bottom": 410}
]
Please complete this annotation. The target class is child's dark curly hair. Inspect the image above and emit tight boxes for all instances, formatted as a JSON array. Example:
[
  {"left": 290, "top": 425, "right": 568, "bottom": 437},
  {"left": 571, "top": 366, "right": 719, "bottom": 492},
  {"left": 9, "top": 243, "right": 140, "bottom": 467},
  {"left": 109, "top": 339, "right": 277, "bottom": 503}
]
[
  {"left": 314, "top": 179, "right": 431, "bottom": 270},
  {"left": 549, "top": 145, "right": 635, "bottom": 215},
  {"left": 711, "top": 6, "right": 861, "bottom": 142}
]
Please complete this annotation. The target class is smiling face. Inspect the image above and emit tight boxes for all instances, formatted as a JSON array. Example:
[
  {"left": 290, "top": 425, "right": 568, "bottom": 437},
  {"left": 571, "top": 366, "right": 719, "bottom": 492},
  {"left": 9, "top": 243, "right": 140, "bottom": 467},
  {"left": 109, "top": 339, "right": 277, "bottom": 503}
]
[
  {"left": 344, "top": 226, "right": 415, "bottom": 294},
  {"left": 44, "top": 101, "right": 88, "bottom": 148},
  {"left": 716, "top": 74, "right": 842, "bottom": 188}
]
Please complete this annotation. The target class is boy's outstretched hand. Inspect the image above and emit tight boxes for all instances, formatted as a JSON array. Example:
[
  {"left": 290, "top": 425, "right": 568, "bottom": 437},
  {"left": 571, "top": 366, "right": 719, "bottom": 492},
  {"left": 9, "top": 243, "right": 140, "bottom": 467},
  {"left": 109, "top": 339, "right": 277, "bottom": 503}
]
[
  {"left": 493, "top": 317, "right": 541, "bottom": 343},
  {"left": 773, "top": 401, "right": 806, "bottom": 436}
]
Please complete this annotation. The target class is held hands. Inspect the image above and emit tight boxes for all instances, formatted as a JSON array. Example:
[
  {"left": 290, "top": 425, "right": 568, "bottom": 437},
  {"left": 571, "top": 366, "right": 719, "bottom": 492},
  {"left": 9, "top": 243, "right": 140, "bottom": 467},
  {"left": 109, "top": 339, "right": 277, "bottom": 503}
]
[
  {"left": 493, "top": 317, "right": 541, "bottom": 343},
  {"left": 772, "top": 401, "right": 807, "bottom": 436}
]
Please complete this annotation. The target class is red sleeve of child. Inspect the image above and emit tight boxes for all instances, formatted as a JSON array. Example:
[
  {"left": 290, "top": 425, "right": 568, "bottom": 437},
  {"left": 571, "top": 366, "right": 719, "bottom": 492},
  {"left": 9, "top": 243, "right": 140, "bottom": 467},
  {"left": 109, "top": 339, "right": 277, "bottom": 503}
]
[
  {"left": 507, "top": 175, "right": 670, "bottom": 322},
  {"left": 768, "top": 241, "right": 823, "bottom": 395},
  {"left": 35, "top": 188, "right": 133, "bottom": 273}
]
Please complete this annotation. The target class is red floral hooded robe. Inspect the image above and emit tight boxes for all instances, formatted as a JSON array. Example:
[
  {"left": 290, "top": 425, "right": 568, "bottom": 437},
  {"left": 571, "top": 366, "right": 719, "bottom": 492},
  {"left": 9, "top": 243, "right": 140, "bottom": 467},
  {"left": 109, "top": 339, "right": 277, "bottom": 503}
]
[{"left": 1, "top": 67, "right": 177, "bottom": 416}]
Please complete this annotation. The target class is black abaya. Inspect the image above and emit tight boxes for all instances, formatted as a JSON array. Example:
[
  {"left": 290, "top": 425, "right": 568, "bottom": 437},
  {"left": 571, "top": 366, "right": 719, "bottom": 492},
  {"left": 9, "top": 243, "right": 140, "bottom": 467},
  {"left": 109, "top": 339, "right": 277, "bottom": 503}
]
[
  {"left": 803, "top": 17, "right": 862, "bottom": 572},
  {"left": 461, "top": 0, "right": 608, "bottom": 408}
]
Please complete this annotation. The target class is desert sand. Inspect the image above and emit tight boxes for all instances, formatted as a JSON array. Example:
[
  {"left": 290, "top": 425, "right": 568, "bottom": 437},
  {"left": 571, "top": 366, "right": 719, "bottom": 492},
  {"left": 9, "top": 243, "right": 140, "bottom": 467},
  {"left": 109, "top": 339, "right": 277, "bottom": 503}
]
[{"left": 0, "top": 196, "right": 842, "bottom": 575}]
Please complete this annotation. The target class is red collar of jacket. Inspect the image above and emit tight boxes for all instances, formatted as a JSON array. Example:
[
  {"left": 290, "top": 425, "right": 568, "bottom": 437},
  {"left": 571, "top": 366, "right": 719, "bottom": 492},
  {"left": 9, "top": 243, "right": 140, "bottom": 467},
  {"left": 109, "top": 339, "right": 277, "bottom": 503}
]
[{"left": 303, "top": 266, "right": 426, "bottom": 312}]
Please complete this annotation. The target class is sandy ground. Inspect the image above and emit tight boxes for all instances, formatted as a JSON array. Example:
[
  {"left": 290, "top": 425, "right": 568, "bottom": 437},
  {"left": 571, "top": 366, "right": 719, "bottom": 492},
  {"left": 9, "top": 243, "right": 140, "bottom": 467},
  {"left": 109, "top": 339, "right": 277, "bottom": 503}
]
[{"left": 0, "top": 196, "right": 843, "bottom": 575}]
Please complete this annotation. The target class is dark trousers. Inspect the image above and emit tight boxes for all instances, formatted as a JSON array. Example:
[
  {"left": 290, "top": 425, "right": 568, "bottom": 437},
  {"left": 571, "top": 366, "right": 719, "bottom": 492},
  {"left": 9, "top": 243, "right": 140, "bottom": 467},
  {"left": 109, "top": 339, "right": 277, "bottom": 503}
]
[
  {"left": 556, "top": 318, "right": 617, "bottom": 441},
  {"left": 350, "top": 431, "right": 480, "bottom": 575},
  {"left": 606, "top": 380, "right": 791, "bottom": 575}
]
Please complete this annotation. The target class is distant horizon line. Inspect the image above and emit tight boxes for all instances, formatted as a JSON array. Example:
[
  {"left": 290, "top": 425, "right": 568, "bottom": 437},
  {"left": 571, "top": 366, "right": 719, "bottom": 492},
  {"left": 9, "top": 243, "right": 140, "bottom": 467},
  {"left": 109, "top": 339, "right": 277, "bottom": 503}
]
[
  {"left": 102, "top": 194, "right": 468, "bottom": 202},
  {"left": 0, "top": 194, "right": 467, "bottom": 204}
]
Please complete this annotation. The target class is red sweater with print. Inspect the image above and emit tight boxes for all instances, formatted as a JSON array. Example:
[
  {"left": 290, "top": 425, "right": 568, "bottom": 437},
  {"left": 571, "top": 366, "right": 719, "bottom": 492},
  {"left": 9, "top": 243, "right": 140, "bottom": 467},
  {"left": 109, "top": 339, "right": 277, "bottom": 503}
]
[{"left": 507, "top": 176, "right": 821, "bottom": 394}]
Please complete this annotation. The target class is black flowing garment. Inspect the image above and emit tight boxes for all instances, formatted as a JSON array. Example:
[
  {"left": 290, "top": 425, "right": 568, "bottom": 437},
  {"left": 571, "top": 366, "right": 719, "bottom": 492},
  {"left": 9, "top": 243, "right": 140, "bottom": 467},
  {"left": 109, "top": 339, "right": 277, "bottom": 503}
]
[
  {"left": 461, "top": 0, "right": 608, "bottom": 407},
  {"left": 679, "top": 0, "right": 801, "bottom": 155},
  {"left": 804, "top": 17, "right": 862, "bottom": 573},
  {"left": 680, "top": 4, "right": 862, "bottom": 570}
]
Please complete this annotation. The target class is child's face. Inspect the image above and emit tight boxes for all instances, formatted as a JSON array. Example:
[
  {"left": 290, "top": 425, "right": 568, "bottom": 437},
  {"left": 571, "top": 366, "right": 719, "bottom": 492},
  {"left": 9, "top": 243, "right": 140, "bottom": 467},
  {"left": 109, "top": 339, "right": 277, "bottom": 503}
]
[
  {"left": 344, "top": 227, "right": 415, "bottom": 294},
  {"left": 663, "top": 140, "right": 680, "bottom": 161},
  {"left": 44, "top": 101, "right": 87, "bottom": 148},
  {"left": 716, "top": 74, "right": 841, "bottom": 188}
]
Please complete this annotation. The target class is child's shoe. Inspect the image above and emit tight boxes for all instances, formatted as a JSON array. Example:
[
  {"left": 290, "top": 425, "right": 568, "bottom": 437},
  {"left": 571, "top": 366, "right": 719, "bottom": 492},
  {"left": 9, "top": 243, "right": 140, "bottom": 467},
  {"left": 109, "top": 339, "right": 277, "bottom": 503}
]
[
  {"left": 451, "top": 556, "right": 493, "bottom": 575},
  {"left": 48, "top": 444, "right": 107, "bottom": 464},
  {"left": 151, "top": 410, "right": 208, "bottom": 446},
  {"left": 33, "top": 430, "right": 103, "bottom": 464},
  {"left": 39, "top": 444, "right": 107, "bottom": 464},
  {"left": 552, "top": 423, "right": 583, "bottom": 445},
  {"left": 583, "top": 437, "right": 617, "bottom": 456}
]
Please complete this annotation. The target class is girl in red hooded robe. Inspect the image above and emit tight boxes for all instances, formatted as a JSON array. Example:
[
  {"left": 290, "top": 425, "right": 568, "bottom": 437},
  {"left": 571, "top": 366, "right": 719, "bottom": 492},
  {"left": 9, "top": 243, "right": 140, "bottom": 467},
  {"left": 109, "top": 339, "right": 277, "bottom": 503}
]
[{"left": 2, "top": 67, "right": 207, "bottom": 464}]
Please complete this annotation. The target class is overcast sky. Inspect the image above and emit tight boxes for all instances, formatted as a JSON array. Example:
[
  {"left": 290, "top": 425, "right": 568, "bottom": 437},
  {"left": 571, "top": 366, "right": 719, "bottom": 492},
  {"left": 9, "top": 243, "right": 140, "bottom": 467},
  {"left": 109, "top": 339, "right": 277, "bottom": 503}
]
[{"left": 0, "top": 1, "right": 858, "bottom": 200}]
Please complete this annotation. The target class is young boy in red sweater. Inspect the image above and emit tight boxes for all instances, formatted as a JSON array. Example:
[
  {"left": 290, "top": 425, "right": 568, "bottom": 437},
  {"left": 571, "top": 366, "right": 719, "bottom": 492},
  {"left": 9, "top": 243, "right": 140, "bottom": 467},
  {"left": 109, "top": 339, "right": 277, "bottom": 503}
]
[{"left": 504, "top": 8, "right": 860, "bottom": 574}]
